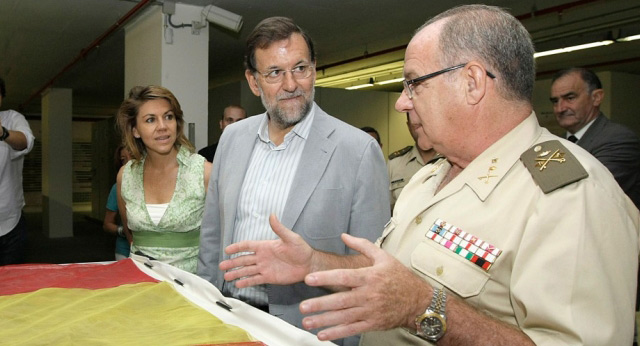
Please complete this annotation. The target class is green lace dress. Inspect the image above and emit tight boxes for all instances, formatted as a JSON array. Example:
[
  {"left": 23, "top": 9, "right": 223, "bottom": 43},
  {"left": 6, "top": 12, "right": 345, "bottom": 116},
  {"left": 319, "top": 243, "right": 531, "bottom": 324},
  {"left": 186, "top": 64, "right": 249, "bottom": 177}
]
[{"left": 121, "top": 146, "right": 206, "bottom": 273}]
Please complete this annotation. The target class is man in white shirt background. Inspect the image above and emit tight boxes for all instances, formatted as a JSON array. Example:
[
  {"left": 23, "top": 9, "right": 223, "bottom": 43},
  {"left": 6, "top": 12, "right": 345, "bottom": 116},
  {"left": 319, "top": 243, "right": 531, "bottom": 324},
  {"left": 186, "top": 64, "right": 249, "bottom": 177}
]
[{"left": 0, "top": 77, "right": 35, "bottom": 265}]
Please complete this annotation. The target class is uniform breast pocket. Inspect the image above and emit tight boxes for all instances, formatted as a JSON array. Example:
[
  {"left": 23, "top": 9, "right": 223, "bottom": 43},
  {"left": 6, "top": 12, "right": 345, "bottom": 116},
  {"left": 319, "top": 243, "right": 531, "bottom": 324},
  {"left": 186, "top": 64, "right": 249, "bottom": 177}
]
[{"left": 411, "top": 241, "right": 489, "bottom": 298}]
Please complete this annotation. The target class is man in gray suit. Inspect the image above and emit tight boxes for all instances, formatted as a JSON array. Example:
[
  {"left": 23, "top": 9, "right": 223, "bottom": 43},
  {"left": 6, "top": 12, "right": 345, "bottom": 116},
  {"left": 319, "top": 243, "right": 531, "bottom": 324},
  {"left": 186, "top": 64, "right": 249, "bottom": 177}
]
[
  {"left": 550, "top": 67, "right": 640, "bottom": 208},
  {"left": 197, "top": 17, "right": 389, "bottom": 345}
]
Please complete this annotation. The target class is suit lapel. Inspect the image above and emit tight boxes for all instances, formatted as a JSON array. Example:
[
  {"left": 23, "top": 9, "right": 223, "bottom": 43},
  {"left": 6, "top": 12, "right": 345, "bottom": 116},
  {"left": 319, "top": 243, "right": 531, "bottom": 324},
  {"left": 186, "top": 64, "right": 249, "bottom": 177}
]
[
  {"left": 577, "top": 113, "right": 606, "bottom": 151},
  {"left": 221, "top": 116, "right": 261, "bottom": 247},
  {"left": 281, "top": 108, "right": 336, "bottom": 229}
]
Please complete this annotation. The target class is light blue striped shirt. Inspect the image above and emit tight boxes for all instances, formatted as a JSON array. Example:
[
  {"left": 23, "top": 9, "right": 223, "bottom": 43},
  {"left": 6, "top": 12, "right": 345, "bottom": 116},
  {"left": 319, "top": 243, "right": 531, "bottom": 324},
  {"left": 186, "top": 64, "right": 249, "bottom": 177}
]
[{"left": 224, "top": 105, "right": 316, "bottom": 306}]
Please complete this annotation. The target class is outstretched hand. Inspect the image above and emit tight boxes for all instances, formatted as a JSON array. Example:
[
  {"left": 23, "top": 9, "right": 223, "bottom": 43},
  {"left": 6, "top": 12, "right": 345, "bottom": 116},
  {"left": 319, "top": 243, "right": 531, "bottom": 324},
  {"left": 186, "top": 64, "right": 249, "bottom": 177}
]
[
  {"left": 298, "top": 233, "right": 431, "bottom": 341},
  {"left": 220, "top": 214, "right": 315, "bottom": 288}
]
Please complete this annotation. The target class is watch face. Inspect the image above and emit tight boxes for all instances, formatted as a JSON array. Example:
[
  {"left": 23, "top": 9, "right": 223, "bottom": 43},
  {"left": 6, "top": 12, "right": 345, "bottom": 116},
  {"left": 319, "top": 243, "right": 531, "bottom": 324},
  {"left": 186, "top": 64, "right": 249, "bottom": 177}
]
[{"left": 420, "top": 315, "right": 445, "bottom": 337}]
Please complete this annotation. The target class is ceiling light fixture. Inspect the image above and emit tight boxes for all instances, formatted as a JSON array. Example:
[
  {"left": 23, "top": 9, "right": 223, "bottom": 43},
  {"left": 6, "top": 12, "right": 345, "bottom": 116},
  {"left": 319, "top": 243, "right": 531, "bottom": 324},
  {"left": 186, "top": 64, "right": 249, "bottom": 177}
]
[
  {"left": 346, "top": 78, "right": 375, "bottom": 90},
  {"left": 534, "top": 40, "right": 614, "bottom": 58},
  {"left": 322, "top": 33, "right": 640, "bottom": 90},
  {"left": 617, "top": 34, "right": 640, "bottom": 42},
  {"left": 375, "top": 77, "right": 405, "bottom": 85},
  {"left": 316, "top": 61, "right": 404, "bottom": 88}
]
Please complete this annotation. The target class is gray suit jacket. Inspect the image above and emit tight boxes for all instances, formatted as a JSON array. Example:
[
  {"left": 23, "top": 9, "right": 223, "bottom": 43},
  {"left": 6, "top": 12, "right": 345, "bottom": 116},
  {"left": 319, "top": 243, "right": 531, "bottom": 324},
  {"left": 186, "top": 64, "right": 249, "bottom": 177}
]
[
  {"left": 576, "top": 113, "right": 640, "bottom": 208},
  {"left": 197, "top": 103, "right": 390, "bottom": 344}
]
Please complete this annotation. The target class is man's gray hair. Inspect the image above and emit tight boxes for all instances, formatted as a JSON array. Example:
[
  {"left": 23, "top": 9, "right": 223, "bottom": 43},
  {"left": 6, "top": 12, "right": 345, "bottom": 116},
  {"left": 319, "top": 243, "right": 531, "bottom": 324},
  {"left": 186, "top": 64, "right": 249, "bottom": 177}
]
[
  {"left": 418, "top": 4, "right": 535, "bottom": 102},
  {"left": 552, "top": 67, "right": 602, "bottom": 94}
]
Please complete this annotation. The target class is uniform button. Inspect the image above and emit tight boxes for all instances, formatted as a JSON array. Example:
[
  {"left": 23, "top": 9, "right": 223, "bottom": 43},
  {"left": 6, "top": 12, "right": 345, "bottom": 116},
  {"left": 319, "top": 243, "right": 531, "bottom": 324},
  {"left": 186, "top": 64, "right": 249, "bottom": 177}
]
[
  {"left": 436, "top": 266, "right": 444, "bottom": 276},
  {"left": 415, "top": 216, "right": 422, "bottom": 225}
]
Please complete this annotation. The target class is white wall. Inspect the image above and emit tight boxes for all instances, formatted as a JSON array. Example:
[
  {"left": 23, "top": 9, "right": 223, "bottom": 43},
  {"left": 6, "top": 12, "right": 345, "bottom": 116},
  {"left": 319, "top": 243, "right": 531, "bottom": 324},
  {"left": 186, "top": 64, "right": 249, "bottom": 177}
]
[
  {"left": 124, "top": 4, "right": 209, "bottom": 151},
  {"left": 161, "top": 4, "right": 209, "bottom": 151},
  {"left": 607, "top": 71, "right": 640, "bottom": 135},
  {"left": 124, "top": 7, "right": 163, "bottom": 89},
  {"left": 316, "top": 87, "right": 391, "bottom": 155}
]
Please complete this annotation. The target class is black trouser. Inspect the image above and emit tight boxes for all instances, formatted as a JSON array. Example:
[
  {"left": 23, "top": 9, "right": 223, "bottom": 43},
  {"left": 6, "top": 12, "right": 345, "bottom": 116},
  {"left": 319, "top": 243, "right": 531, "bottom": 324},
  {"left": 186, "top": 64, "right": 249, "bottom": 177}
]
[{"left": 0, "top": 213, "right": 27, "bottom": 265}]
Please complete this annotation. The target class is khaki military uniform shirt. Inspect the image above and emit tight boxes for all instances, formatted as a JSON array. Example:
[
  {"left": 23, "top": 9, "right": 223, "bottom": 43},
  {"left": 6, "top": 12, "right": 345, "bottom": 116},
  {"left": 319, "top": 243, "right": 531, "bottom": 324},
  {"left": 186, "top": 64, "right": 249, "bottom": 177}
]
[
  {"left": 388, "top": 146, "right": 426, "bottom": 210},
  {"left": 361, "top": 113, "right": 640, "bottom": 345}
]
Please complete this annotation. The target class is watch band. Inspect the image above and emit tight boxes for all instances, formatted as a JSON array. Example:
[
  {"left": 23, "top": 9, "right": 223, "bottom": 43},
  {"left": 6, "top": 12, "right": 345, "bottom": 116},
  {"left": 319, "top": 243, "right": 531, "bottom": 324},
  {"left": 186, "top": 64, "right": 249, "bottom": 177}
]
[
  {"left": 415, "top": 287, "right": 447, "bottom": 341},
  {"left": 0, "top": 126, "right": 9, "bottom": 141},
  {"left": 431, "top": 287, "right": 446, "bottom": 316}
]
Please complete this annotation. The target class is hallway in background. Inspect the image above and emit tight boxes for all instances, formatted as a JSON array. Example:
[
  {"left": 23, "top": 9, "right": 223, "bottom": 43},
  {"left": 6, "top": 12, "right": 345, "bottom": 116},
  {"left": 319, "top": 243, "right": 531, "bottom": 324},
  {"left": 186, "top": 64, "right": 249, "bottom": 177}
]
[{"left": 24, "top": 211, "right": 114, "bottom": 264}]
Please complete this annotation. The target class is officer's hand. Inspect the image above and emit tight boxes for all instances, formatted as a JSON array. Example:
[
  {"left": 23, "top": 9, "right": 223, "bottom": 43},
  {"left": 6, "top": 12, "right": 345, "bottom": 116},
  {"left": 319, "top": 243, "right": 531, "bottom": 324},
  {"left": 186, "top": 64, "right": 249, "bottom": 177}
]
[{"left": 299, "top": 233, "right": 431, "bottom": 341}]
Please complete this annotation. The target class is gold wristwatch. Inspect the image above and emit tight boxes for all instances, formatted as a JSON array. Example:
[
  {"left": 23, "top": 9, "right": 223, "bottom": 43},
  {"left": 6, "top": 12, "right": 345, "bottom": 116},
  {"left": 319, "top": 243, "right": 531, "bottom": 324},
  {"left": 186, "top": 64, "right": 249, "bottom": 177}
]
[{"left": 415, "top": 287, "right": 447, "bottom": 341}]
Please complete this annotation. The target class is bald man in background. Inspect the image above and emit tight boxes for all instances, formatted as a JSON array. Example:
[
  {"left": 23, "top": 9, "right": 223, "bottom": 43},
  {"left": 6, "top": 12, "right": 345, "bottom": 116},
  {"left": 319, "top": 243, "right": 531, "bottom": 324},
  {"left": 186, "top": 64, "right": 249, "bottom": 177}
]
[{"left": 198, "top": 105, "right": 247, "bottom": 162}]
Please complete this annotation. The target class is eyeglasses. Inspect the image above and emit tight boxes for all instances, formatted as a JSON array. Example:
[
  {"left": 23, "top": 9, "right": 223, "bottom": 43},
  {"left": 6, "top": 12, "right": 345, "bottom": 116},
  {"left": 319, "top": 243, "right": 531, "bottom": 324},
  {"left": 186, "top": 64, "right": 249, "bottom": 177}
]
[
  {"left": 402, "top": 63, "right": 496, "bottom": 99},
  {"left": 257, "top": 64, "right": 315, "bottom": 84}
]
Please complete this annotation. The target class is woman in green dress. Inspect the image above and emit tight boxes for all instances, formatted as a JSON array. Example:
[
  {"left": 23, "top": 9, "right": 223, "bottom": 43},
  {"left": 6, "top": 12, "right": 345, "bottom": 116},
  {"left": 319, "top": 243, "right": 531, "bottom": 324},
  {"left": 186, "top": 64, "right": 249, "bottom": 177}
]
[{"left": 116, "top": 85, "right": 212, "bottom": 273}]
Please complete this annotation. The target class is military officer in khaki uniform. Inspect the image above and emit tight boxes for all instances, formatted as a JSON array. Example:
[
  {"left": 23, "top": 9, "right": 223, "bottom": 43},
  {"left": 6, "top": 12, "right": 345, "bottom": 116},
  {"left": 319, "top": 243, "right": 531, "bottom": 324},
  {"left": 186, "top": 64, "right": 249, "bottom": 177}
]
[
  {"left": 216, "top": 5, "right": 640, "bottom": 346},
  {"left": 388, "top": 112, "right": 439, "bottom": 210},
  {"left": 363, "top": 112, "right": 638, "bottom": 345}
]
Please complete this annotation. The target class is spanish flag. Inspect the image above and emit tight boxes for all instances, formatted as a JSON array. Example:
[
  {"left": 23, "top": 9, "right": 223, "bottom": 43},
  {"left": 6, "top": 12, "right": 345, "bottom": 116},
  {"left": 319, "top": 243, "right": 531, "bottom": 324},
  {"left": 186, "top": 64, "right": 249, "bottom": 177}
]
[{"left": 0, "top": 259, "right": 262, "bottom": 345}]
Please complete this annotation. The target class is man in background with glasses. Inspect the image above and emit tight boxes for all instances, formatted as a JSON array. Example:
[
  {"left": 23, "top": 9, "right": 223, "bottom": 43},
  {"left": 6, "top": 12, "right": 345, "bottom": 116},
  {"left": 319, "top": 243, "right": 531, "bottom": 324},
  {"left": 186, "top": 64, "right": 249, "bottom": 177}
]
[
  {"left": 217, "top": 5, "right": 639, "bottom": 345},
  {"left": 197, "top": 16, "right": 389, "bottom": 346}
]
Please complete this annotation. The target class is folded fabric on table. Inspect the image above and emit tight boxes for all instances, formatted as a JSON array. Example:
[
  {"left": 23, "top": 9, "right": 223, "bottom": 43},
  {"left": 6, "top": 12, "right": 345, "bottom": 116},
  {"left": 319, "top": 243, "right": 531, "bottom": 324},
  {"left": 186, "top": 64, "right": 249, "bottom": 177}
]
[{"left": 0, "top": 260, "right": 261, "bottom": 345}]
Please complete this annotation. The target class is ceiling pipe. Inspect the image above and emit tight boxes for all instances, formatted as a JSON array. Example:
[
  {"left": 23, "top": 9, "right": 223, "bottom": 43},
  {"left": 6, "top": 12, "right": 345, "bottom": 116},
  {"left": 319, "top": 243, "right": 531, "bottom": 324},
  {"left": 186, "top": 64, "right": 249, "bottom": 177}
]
[
  {"left": 316, "top": 0, "right": 605, "bottom": 73},
  {"left": 18, "top": 0, "right": 154, "bottom": 112}
]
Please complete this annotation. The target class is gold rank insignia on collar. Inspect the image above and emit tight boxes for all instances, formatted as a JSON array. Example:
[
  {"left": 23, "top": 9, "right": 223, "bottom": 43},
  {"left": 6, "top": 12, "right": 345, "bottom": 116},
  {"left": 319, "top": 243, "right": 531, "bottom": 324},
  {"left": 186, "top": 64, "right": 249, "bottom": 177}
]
[
  {"left": 520, "top": 140, "right": 588, "bottom": 194},
  {"left": 477, "top": 158, "right": 499, "bottom": 184},
  {"left": 428, "top": 159, "right": 445, "bottom": 174}
]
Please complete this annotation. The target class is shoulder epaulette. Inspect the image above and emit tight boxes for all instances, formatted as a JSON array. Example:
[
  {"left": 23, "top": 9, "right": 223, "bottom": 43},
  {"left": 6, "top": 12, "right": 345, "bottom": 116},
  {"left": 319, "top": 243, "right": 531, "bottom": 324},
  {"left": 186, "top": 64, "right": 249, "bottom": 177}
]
[
  {"left": 388, "top": 145, "right": 413, "bottom": 160},
  {"left": 520, "top": 140, "right": 588, "bottom": 194}
]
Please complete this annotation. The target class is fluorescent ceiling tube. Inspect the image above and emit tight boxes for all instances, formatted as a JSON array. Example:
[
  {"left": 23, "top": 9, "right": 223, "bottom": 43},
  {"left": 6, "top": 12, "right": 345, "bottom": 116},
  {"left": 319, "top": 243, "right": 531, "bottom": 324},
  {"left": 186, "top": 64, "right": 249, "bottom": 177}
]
[
  {"left": 617, "top": 34, "right": 640, "bottom": 42},
  {"left": 346, "top": 82, "right": 374, "bottom": 90},
  {"left": 534, "top": 40, "right": 614, "bottom": 58},
  {"left": 316, "top": 61, "right": 404, "bottom": 87},
  {"left": 376, "top": 77, "right": 405, "bottom": 85}
]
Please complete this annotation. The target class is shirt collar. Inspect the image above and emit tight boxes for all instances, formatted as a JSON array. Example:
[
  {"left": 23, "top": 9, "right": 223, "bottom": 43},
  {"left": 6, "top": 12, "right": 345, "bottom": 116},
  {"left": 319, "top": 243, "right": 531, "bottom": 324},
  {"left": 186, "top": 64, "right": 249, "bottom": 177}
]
[
  {"left": 257, "top": 102, "right": 316, "bottom": 144},
  {"left": 431, "top": 112, "right": 542, "bottom": 202},
  {"left": 566, "top": 115, "right": 597, "bottom": 140},
  {"left": 411, "top": 146, "right": 425, "bottom": 166},
  {"left": 175, "top": 145, "right": 190, "bottom": 166}
]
